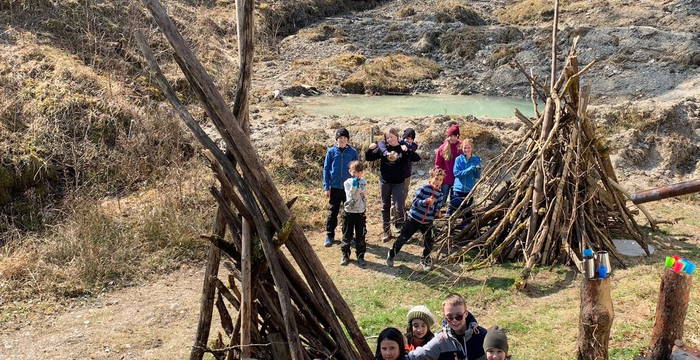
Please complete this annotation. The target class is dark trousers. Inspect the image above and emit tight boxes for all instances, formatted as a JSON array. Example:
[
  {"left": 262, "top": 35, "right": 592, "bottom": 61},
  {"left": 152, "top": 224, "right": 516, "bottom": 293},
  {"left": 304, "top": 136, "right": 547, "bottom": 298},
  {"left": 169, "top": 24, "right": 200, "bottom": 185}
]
[
  {"left": 390, "top": 217, "right": 434, "bottom": 259},
  {"left": 342, "top": 212, "right": 366, "bottom": 257},
  {"left": 381, "top": 180, "right": 406, "bottom": 233},
  {"left": 440, "top": 183, "right": 453, "bottom": 205},
  {"left": 326, "top": 188, "right": 346, "bottom": 238},
  {"left": 448, "top": 191, "right": 474, "bottom": 221}
]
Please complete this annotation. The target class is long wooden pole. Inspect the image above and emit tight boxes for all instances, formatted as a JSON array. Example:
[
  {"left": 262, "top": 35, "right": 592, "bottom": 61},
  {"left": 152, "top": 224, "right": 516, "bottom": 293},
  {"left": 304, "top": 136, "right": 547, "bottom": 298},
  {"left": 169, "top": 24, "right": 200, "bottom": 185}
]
[
  {"left": 235, "top": 0, "right": 255, "bottom": 356},
  {"left": 550, "top": 0, "right": 559, "bottom": 93},
  {"left": 190, "top": 209, "right": 225, "bottom": 360},
  {"left": 240, "top": 220, "right": 253, "bottom": 359}
]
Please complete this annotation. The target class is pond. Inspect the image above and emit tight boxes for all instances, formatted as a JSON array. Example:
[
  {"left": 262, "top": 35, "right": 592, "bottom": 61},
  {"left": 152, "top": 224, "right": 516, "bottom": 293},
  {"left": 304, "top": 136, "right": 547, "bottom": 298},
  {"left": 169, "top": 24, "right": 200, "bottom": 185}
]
[{"left": 292, "top": 94, "right": 537, "bottom": 119}]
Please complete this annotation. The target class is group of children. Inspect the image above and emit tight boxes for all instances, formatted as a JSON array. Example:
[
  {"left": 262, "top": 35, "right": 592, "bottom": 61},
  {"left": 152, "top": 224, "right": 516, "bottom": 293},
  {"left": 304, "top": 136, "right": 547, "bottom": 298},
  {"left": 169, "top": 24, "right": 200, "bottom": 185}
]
[
  {"left": 322, "top": 123, "right": 482, "bottom": 270},
  {"left": 374, "top": 293, "right": 513, "bottom": 360}
]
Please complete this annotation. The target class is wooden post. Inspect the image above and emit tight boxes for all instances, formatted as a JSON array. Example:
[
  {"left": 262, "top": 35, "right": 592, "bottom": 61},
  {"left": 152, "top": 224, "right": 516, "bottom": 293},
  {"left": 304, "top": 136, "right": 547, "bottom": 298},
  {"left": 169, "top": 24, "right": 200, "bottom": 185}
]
[
  {"left": 649, "top": 268, "right": 693, "bottom": 360},
  {"left": 240, "top": 219, "right": 253, "bottom": 360},
  {"left": 190, "top": 209, "right": 226, "bottom": 360},
  {"left": 577, "top": 278, "right": 613, "bottom": 360},
  {"left": 236, "top": 0, "right": 255, "bottom": 357}
]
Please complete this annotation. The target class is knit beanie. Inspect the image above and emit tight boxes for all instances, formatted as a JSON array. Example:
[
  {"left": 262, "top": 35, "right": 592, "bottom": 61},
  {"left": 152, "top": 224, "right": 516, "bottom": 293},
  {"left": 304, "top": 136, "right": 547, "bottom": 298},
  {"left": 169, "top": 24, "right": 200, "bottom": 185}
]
[
  {"left": 446, "top": 124, "right": 460, "bottom": 137},
  {"left": 335, "top": 127, "right": 350, "bottom": 140},
  {"left": 403, "top": 128, "right": 416, "bottom": 140},
  {"left": 483, "top": 325, "right": 508, "bottom": 353},
  {"left": 406, "top": 305, "right": 436, "bottom": 328}
]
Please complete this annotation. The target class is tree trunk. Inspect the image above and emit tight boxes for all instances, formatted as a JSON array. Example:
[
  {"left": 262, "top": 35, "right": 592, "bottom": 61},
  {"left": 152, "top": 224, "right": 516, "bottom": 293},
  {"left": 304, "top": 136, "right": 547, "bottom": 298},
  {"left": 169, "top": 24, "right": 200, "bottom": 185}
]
[
  {"left": 577, "top": 278, "right": 613, "bottom": 360},
  {"left": 649, "top": 268, "right": 692, "bottom": 360}
]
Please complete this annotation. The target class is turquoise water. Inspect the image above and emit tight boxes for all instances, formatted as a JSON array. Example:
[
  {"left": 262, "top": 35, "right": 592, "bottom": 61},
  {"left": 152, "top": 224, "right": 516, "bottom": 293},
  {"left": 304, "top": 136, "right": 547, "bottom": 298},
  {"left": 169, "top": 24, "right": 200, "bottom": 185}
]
[{"left": 293, "top": 94, "right": 536, "bottom": 118}]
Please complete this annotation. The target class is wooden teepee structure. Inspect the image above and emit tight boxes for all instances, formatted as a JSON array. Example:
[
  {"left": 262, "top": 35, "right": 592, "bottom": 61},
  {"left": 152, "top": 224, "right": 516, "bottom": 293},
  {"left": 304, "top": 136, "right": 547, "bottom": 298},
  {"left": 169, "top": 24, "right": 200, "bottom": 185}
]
[
  {"left": 136, "top": 0, "right": 372, "bottom": 359},
  {"left": 436, "top": 0, "right": 652, "bottom": 282}
]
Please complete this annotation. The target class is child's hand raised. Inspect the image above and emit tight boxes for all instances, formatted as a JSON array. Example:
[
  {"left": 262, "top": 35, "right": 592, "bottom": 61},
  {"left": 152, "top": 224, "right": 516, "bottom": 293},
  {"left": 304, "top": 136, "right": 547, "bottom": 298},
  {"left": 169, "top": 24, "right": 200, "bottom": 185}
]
[
  {"left": 401, "top": 144, "right": 408, "bottom": 152},
  {"left": 368, "top": 143, "right": 377, "bottom": 150}
]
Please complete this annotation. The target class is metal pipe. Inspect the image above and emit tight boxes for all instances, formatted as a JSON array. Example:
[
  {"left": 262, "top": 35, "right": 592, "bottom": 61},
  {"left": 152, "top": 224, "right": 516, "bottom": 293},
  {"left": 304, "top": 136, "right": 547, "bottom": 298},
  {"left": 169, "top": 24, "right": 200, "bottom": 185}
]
[{"left": 630, "top": 179, "right": 700, "bottom": 204}]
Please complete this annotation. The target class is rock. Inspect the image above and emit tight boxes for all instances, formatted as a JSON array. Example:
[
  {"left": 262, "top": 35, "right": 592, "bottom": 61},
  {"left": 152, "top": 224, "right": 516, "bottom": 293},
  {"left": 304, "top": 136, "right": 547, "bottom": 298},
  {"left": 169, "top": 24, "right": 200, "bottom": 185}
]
[{"left": 276, "top": 85, "right": 322, "bottom": 98}]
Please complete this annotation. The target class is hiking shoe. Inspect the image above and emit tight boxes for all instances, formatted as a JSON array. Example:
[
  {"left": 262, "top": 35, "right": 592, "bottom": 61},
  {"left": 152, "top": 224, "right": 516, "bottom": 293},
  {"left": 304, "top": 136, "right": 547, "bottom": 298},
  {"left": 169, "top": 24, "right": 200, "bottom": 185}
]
[
  {"left": 357, "top": 256, "right": 366, "bottom": 268},
  {"left": 420, "top": 256, "right": 433, "bottom": 271},
  {"left": 386, "top": 251, "right": 394, "bottom": 267},
  {"left": 382, "top": 233, "right": 393, "bottom": 243},
  {"left": 340, "top": 254, "right": 350, "bottom": 266},
  {"left": 324, "top": 235, "right": 333, "bottom": 247}
]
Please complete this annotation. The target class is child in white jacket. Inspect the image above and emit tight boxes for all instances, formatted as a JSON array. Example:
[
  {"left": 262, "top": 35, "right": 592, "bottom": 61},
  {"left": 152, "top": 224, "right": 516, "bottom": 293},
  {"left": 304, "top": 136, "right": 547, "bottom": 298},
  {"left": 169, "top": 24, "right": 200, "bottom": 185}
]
[{"left": 341, "top": 161, "right": 367, "bottom": 267}]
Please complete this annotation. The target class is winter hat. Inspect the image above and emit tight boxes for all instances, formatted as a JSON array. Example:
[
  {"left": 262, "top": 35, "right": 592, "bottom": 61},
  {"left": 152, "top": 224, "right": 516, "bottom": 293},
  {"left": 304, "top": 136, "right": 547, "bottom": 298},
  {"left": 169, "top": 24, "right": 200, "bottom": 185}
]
[
  {"left": 335, "top": 127, "right": 350, "bottom": 140},
  {"left": 403, "top": 128, "right": 416, "bottom": 140},
  {"left": 407, "top": 305, "right": 436, "bottom": 328},
  {"left": 483, "top": 325, "right": 508, "bottom": 353},
  {"left": 446, "top": 124, "right": 460, "bottom": 137}
]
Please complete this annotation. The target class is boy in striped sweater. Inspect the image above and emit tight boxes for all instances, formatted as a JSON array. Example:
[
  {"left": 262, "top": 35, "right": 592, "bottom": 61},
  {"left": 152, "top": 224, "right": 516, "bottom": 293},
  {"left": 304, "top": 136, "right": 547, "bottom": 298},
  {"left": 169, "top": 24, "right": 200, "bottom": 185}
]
[{"left": 387, "top": 168, "right": 446, "bottom": 271}]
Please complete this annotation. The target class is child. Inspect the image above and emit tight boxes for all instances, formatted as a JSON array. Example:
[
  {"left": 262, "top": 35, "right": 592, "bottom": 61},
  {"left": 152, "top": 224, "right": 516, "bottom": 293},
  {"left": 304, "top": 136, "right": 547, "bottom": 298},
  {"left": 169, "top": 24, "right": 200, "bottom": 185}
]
[
  {"left": 322, "top": 128, "right": 358, "bottom": 247},
  {"left": 450, "top": 138, "right": 481, "bottom": 225},
  {"left": 483, "top": 325, "right": 512, "bottom": 360},
  {"left": 434, "top": 123, "right": 462, "bottom": 205},
  {"left": 406, "top": 305, "right": 436, "bottom": 351},
  {"left": 376, "top": 327, "right": 410, "bottom": 360},
  {"left": 341, "top": 161, "right": 367, "bottom": 267},
  {"left": 389, "top": 128, "right": 420, "bottom": 221},
  {"left": 366, "top": 128, "right": 420, "bottom": 242},
  {"left": 387, "top": 168, "right": 446, "bottom": 271}
]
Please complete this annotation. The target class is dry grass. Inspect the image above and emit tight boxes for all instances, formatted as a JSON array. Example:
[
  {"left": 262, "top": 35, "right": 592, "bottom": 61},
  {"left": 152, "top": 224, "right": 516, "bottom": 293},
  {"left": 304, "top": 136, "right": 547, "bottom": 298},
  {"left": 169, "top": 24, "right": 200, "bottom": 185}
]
[
  {"left": 257, "top": 0, "right": 380, "bottom": 40},
  {"left": 0, "top": 164, "right": 216, "bottom": 302},
  {"left": 297, "top": 24, "right": 347, "bottom": 42},
  {"left": 440, "top": 26, "right": 523, "bottom": 60},
  {"left": 494, "top": 0, "right": 601, "bottom": 24},
  {"left": 290, "top": 53, "right": 366, "bottom": 90},
  {"left": 434, "top": 0, "right": 486, "bottom": 25},
  {"left": 341, "top": 54, "right": 441, "bottom": 94}
]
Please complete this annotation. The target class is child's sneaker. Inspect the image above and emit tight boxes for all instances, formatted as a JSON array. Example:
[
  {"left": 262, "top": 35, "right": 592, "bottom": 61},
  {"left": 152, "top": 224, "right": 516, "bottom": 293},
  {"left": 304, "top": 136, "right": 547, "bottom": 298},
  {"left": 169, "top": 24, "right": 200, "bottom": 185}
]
[
  {"left": 420, "top": 256, "right": 433, "bottom": 271},
  {"left": 340, "top": 254, "right": 350, "bottom": 266},
  {"left": 324, "top": 235, "right": 333, "bottom": 247},
  {"left": 386, "top": 251, "right": 394, "bottom": 267},
  {"left": 357, "top": 255, "right": 366, "bottom": 268}
]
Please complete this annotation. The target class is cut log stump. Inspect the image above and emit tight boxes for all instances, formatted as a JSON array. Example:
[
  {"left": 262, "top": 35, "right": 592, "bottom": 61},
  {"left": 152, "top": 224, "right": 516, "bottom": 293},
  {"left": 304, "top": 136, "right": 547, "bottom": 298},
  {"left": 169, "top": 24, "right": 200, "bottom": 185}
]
[
  {"left": 649, "top": 268, "right": 693, "bottom": 360},
  {"left": 577, "top": 278, "right": 613, "bottom": 360}
]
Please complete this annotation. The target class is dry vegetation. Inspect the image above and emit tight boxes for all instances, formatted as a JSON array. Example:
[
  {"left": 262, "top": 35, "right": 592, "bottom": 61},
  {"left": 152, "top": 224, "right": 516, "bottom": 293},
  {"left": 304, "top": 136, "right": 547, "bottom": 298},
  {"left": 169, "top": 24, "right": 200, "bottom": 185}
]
[
  {"left": 341, "top": 54, "right": 441, "bottom": 94},
  {"left": 290, "top": 53, "right": 366, "bottom": 90},
  {"left": 440, "top": 26, "right": 523, "bottom": 59},
  {"left": 433, "top": 0, "right": 486, "bottom": 25}
]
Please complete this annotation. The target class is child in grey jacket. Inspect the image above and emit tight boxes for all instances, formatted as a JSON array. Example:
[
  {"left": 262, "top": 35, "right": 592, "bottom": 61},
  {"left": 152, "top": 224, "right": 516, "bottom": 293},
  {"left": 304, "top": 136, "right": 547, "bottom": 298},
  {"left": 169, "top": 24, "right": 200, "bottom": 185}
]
[{"left": 341, "top": 161, "right": 367, "bottom": 267}]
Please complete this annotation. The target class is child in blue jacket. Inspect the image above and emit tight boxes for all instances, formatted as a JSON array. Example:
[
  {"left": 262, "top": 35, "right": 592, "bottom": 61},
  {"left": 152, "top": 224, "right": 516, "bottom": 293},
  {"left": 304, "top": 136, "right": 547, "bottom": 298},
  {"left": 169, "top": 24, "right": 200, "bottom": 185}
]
[
  {"left": 322, "top": 128, "right": 358, "bottom": 247},
  {"left": 450, "top": 139, "right": 481, "bottom": 227},
  {"left": 387, "top": 168, "right": 445, "bottom": 271}
]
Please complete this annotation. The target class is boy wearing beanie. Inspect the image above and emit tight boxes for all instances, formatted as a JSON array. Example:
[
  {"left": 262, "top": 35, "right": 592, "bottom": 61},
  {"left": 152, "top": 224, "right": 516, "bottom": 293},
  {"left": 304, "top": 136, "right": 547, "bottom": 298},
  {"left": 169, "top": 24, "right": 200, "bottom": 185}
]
[
  {"left": 483, "top": 325, "right": 511, "bottom": 360},
  {"left": 322, "top": 128, "right": 358, "bottom": 247}
]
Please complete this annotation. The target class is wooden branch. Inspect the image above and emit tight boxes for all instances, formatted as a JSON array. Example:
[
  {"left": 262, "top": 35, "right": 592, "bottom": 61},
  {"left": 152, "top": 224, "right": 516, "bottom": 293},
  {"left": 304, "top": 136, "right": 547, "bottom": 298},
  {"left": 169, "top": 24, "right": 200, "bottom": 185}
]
[
  {"left": 190, "top": 209, "right": 226, "bottom": 360},
  {"left": 240, "top": 219, "right": 253, "bottom": 359},
  {"left": 514, "top": 108, "right": 534, "bottom": 129},
  {"left": 550, "top": 0, "right": 560, "bottom": 93},
  {"left": 232, "top": 0, "right": 255, "bottom": 134}
]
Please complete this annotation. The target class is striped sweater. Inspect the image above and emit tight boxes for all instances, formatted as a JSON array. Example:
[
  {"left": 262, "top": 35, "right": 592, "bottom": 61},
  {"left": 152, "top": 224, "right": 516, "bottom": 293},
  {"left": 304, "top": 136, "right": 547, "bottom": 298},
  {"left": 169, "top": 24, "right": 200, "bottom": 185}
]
[{"left": 408, "top": 184, "right": 446, "bottom": 224}]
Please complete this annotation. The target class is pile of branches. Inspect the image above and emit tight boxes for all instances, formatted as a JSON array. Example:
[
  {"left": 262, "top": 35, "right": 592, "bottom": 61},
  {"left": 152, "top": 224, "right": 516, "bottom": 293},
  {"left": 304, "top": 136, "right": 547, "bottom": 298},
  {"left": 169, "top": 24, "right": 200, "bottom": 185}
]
[
  {"left": 435, "top": 6, "right": 652, "bottom": 280},
  {"left": 136, "top": 0, "right": 372, "bottom": 359}
]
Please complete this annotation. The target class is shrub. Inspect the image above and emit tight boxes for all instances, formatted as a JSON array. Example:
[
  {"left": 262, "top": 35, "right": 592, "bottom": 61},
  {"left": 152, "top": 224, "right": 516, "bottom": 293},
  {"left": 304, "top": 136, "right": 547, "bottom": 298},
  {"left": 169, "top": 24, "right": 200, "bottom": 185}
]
[{"left": 341, "top": 54, "right": 441, "bottom": 94}]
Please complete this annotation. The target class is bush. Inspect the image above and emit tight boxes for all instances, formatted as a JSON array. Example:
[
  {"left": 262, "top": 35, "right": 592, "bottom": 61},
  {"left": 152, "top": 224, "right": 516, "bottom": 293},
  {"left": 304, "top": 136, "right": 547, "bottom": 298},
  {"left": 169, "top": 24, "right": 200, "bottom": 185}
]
[
  {"left": 341, "top": 54, "right": 441, "bottom": 94},
  {"left": 434, "top": 1, "right": 486, "bottom": 25}
]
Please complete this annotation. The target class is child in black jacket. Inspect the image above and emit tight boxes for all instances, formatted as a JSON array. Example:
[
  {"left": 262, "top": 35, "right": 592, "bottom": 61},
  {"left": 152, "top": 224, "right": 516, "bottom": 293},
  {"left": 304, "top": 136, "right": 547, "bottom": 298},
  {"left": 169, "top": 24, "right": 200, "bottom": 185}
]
[{"left": 366, "top": 127, "right": 420, "bottom": 242}]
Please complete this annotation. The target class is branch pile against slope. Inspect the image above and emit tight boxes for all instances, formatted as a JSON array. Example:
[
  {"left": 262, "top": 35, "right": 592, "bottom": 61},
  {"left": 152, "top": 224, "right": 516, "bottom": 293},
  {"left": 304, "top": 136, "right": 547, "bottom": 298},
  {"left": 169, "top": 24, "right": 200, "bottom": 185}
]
[
  {"left": 435, "top": 14, "right": 652, "bottom": 282},
  {"left": 136, "top": 0, "right": 372, "bottom": 359}
]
